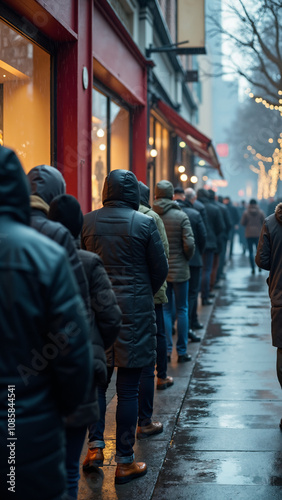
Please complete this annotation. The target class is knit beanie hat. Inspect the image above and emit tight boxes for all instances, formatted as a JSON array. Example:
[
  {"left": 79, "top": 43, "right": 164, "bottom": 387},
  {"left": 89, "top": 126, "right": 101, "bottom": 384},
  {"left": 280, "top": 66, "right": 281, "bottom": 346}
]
[
  {"left": 49, "top": 194, "right": 83, "bottom": 238},
  {"left": 155, "top": 180, "right": 174, "bottom": 199}
]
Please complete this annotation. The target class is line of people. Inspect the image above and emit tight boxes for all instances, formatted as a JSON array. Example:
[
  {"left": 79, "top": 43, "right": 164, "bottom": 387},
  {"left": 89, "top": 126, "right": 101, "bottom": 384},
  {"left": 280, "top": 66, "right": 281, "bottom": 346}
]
[{"left": 0, "top": 145, "right": 248, "bottom": 500}]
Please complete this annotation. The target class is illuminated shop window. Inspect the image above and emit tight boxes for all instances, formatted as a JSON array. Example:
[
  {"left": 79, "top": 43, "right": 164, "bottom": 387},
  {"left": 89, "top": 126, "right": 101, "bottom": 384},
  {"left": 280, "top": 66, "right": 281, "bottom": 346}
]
[
  {"left": 92, "top": 86, "right": 130, "bottom": 210},
  {"left": 0, "top": 20, "right": 51, "bottom": 172}
]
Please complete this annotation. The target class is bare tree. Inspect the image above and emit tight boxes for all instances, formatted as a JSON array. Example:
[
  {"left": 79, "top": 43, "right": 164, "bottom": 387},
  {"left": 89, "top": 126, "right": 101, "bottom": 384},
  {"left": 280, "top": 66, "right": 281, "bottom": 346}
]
[{"left": 207, "top": 0, "right": 282, "bottom": 105}]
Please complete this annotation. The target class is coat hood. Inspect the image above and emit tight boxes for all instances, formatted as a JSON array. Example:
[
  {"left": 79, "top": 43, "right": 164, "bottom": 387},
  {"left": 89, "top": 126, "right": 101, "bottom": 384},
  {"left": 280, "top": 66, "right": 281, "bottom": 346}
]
[
  {"left": 155, "top": 180, "right": 174, "bottom": 200},
  {"left": 102, "top": 169, "right": 139, "bottom": 210},
  {"left": 49, "top": 194, "right": 84, "bottom": 239},
  {"left": 0, "top": 147, "right": 30, "bottom": 224},
  {"left": 27, "top": 164, "right": 66, "bottom": 205},
  {"left": 275, "top": 203, "right": 282, "bottom": 225},
  {"left": 138, "top": 181, "right": 150, "bottom": 208},
  {"left": 153, "top": 197, "right": 181, "bottom": 216}
]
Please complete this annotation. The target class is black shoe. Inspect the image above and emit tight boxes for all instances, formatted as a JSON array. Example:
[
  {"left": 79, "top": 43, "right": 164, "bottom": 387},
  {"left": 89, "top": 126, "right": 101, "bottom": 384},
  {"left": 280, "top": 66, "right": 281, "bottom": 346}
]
[
  {"left": 188, "top": 329, "right": 201, "bottom": 342},
  {"left": 251, "top": 268, "right": 255, "bottom": 275},
  {"left": 167, "top": 355, "right": 171, "bottom": 363},
  {"left": 258, "top": 267, "right": 262, "bottom": 273},
  {"left": 177, "top": 353, "right": 192, "bottom": 363},
  {"left": 192, "top": 321, "right": 204, "bottom": 330},
  {"left": 209, "top": 293, "right": 215, "bottom": 298},
  {"left": 279, "top": 419, "right": 282, "bottom": 431},
  {"left": 202, "top": 298, "right": 213, "bottom": 306}
]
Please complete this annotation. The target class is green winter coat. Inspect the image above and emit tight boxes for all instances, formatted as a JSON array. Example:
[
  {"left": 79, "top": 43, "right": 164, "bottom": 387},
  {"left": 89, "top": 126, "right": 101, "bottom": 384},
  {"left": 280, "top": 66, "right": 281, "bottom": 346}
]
[{"left": 153, "top": 180, "right": 195, "bottom": 282}]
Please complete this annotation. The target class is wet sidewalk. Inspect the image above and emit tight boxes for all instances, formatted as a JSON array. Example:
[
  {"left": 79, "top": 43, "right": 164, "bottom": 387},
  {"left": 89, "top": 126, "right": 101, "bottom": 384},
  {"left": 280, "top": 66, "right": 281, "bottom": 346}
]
[{"left": 78, "top": 246, "right": 282, "bottom": 500}]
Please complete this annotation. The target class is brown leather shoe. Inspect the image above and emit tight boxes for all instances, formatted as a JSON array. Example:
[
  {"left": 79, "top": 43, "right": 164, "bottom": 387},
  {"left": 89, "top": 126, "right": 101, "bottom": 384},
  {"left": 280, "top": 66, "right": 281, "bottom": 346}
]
[
  {"left": 82, "top": 447, "right": 104, "bottom": 471},
  {"left": 157, "top": 376, "right": 174, "bottom": 390},
  {"left": 115, "top": 461, "right": 147, "bottom": 484},
  {"left": 136, "top": 421, "right": 163, "bottom": 439}
]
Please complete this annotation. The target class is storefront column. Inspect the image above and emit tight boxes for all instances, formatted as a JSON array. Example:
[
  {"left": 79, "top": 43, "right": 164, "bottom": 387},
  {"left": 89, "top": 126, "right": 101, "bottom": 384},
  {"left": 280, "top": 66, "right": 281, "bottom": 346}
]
[{"left": 56, "top": 0, "right": 93, "bottom": 213}]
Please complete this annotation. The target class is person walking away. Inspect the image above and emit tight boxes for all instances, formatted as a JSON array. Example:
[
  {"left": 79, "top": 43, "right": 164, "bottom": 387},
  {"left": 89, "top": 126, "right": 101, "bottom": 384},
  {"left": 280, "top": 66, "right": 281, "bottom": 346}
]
[
  {"left": 136, "top": 181, "right": 172, "bottom": 440},
  {"left": 0, "top": 147, "right": 92, "bottom": 500},
  {"left": 173, "top": 187, "right": 207, "bottom": 340},
  {"left": 255, "top": 202, "right": 282, "bottom": 428},
  {"left": 215, "top": 195, "right": 232, "bottom": 285},
  {"left": 49, "top": 194, "right": 122, "bottom": 499},
  {"left": 223, "top": 196, "right": 240, "bottom": 260},
  {"left": 207, "top": 189, "right": 226, "bottom": 292},
  {"left": 81, "top": 170, "right": 168, "bottom": 484},
  {"left": 237, "top": 200, "right": 247, "bottom": 254},
  {"left": 241, "top": 198, "right": 265, "bottom": 274},
  {"left": 153, "top": 180, "right": 195, "bottom": 363}
]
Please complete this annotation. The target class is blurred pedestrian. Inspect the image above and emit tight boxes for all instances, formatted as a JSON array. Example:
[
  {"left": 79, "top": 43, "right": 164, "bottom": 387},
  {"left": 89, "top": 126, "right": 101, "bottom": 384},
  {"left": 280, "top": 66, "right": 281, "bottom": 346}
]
[
  {"left": 241, "top": 199, "right": 265, "bottom": 274},
  {"left": 81, "top": 170, "right": 168, "bottom": 484},
  {"left": 153, "top": 180, "right": 195, "bottom": 362},
  {"left": 0, "top": 147, "right": 92, "bottom": 500},
  {"left": 255, "top": 202, "right": 282, "bottom": 428},
  {"left": 237, "top": 200, "right": 247, "bottom": 254},
  {"left": 223, "top": 196, "right": 240, "bottom": 260},
  {"left": 174, "top": 187, "right": 207, "bottom": 339},
  {"left": 207, "top": 190, "right": 226, "bottom": 292},
  {"left": 49, "top": 194, "right": 122, "bottom": 498},
  {"left": 197, "top": 189, "right": 224, "bottom": 305},
  {"left": 215, "top": 195, "right": 232, "bottom": 284}
]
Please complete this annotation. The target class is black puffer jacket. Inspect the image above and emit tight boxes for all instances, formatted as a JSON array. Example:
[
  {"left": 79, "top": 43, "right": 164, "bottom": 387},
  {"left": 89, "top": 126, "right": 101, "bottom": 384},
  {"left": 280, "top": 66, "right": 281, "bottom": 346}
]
[
  {"left": 255, "top": 203, "right": 282, "bottom": 347},
  {"left": 0, "top": 148, "right": 92, "bottom": 500},
  {"left": 197, "top": 189, "right": 224, "bottom": 252},
  {"left": 176, "top": 198, "right": 207, "bottom": 267},
  {"left": 27, "top": 165, "right": 90, "bottom": 311},
  {"left": 82, "top": 169, "right": 168, "bottom": 368},
  {"left": 153, "top": 181, "right": 195, "bottom": 282},
  {"left": 48, "top": 193, "right": 122, "bottom": 426}
]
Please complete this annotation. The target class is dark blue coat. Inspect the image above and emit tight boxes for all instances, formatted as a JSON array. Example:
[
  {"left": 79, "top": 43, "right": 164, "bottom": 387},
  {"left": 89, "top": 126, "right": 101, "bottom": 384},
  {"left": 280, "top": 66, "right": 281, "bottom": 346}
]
[{"left": 0, "top": 148, "right": 92, "bottom": 500}]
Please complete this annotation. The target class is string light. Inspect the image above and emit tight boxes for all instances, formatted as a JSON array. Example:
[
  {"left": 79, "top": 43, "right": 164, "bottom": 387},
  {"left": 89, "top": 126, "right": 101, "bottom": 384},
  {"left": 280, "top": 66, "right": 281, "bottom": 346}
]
[
  {"left": 245, "top": 88, "right": 282, "bottom": 115},
  {"left": 248, "top": 135, "right": 282, "bottom": 199}
]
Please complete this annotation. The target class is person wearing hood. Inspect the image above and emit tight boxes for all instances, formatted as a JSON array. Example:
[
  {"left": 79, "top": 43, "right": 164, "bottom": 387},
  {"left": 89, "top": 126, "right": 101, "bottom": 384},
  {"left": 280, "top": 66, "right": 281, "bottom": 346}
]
[
  {"left": 255, "top": 203, "right": 282, "bottom": 426},
  {"left": 27, "top": 164, "right": 90, "bottom": 309},
  {"left": 136, "top": 182, "right": 172, "bottom": 440},
  {"left": 0, "top": 147, "right": 92, "bottom": 500},
  {"left": 241, "top": 199, "right": 265, "bottom": 274},
  {"left": 153, "top": 180, "right": 195, "bottom": 363},
  {"left": 81, "top": 170, "right": 168, "bottom": 484},
  {"left": 49, "top": 194, "right": 122, "bottom": 499}
]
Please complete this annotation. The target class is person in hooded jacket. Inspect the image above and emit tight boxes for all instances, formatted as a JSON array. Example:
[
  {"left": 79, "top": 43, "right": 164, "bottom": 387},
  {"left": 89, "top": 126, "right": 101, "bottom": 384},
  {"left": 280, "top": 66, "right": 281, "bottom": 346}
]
[
  {"left": 255, "top": 203, "right": 282, "bottom": 427},
  {"left": 136, "top": 182, "right": 171, "bottom": 440},
  {"left": 81, "top": 169, "right": 168, "bottom": 484},
  {"left": 49, "top": 194, "right": 122, "bottom": 499},
  {"left": 153, "top": 180, "right": 195, "bottom": 363},
  {"left": 0, "top": 147, "right": 92, "bottom": 500},
  {"left": 241, "top": 199, "right": 265, "bottom": 274},
  {"left": 27, "top": 164, "right": 90, "bottom": 309}
]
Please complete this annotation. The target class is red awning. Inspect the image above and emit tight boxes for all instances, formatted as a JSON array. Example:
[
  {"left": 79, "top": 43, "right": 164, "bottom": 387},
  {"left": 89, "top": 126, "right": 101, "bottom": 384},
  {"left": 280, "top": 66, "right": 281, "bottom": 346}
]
[{"left": 157, "top": 100, "right": 223, "bottom": 177}]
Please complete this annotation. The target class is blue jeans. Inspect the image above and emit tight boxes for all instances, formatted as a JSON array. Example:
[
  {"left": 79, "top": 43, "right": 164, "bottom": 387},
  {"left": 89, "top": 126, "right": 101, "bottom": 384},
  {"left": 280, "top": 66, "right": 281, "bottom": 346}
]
[
  {"left": 155, "top": 304, "right": 167, "bottom": 379},
  {"left": 201, "top": 250, "right": 214, "bottom": 300},
  {"left": 247, "top": 237, "right": 259, "bottom": 271},
  {"left": 88, "top": 366, "right": 142, "bottom": 464},
  {"left": 163, "top": 280, "right": 189, "bottom": 356},
  {"left": 65, "top": 426, "right": 87, "bottom": 499}
]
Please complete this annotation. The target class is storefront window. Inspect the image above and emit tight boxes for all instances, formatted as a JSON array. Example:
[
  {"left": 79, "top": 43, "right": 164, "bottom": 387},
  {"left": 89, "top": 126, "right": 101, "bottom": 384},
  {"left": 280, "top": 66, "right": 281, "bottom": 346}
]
[
  {"left": 110, "top": 101, "right": 129, "bottom": 171},
  {"left": 148, "top": 115, "right": 170, "bottom": 194},
  {"left": 92, "top": 86, "right": 130, "bottom": 210},
  {"left": 0, "top": 20, "right": 51, "bottom": 172}
]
